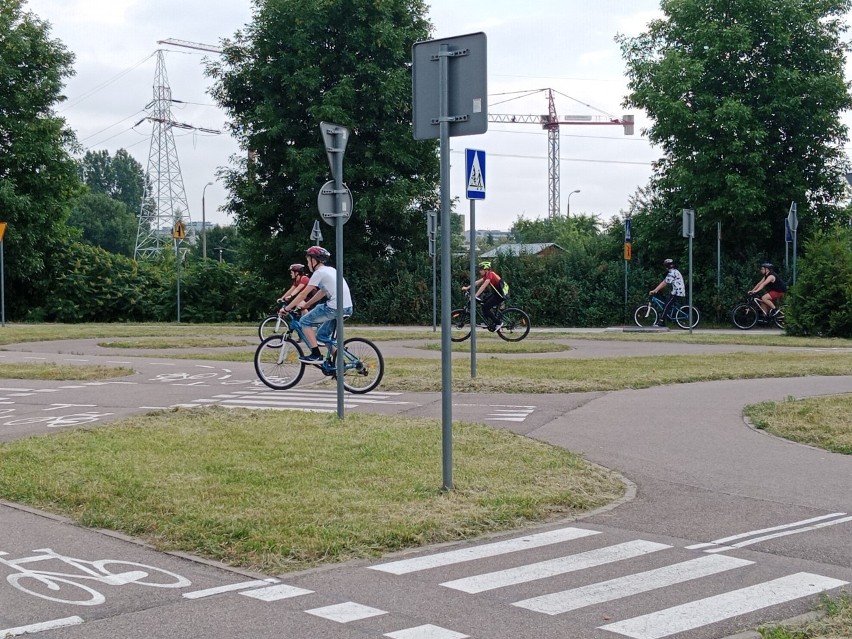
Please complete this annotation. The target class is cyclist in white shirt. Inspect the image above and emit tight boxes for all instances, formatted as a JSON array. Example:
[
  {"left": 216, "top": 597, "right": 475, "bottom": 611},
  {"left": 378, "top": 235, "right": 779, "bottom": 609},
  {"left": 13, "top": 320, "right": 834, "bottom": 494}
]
[
  {"left": 649, "top": 258, "right": 685, "bottom": 328},
  {"left": 283, "top": 246, "right": 353, "bottom": 364}
]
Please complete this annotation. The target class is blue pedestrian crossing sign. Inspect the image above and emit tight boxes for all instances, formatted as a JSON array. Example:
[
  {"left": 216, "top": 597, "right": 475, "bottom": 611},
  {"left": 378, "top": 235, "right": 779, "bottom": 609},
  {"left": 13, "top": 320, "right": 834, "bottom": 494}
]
[{"left": 465, "top": 149, "right": 486, "bottom": 200}]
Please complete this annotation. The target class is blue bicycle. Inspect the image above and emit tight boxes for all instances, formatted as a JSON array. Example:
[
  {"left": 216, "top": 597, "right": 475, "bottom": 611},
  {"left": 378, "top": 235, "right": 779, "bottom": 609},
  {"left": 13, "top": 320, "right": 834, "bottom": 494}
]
[
  {"left": 254, "top": 311, "right": 384, "bottom": 393},
  {"left": 633, "top": 295, "right": 700, "bottom": 329}
]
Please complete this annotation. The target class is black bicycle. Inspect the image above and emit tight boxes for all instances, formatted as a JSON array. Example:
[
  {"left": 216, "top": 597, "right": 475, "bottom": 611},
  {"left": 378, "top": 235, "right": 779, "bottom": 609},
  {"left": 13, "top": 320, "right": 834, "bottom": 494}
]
[
  {"left": 450, "top": 293, "right": 530, "bottom": 343},
  {"left": 730, "top": 293, "right": 785, "bottom": 330}
]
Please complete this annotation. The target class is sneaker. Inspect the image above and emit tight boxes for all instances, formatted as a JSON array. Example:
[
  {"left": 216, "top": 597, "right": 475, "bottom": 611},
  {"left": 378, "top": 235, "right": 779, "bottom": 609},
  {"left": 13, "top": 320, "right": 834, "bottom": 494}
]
[
  {"left": 494, "top": 322, "right": 504, "bottom": 332},
  {"left": 299, "top": 353, "right": 323, "bottom": 365},
  {"left": 654, "top": 322, "right": 665, "bottom": 327},
  {"left": 768, "top": 308, "right": 778, "bottom": 317}
]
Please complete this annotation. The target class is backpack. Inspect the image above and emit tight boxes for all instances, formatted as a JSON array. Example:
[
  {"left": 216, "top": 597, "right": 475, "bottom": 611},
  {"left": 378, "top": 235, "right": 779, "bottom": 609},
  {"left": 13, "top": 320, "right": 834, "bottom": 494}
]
[{"left": 774, "top": 276, "right": 787, "bottom": 293}]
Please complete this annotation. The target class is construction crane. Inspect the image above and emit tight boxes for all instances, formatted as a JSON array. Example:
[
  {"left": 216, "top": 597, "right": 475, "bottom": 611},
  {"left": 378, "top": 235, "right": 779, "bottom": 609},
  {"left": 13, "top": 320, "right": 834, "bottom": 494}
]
[{"left": 489, "top": 88, "right": 634, "bottom": 218}]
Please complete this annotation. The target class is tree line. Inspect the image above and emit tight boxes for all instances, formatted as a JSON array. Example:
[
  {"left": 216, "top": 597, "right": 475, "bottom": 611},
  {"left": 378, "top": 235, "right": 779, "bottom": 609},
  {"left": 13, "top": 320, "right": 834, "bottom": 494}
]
[{"left": 1, "top": 0, "right": 850, "bottom": 336}]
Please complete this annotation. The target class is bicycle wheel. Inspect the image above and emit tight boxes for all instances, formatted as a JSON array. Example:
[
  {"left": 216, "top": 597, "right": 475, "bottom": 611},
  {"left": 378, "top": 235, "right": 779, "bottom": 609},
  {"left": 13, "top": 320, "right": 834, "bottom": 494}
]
[
  {"left": 450, "top": 308, "right": 472, "bottom": 342},
  {"left": 7, "top": 573, "right": 105, "bottom": 605},
  {"left": 496, "top": 307, "right": 530, "bottom": 342},
  {"left": 258, "top": 314, "right": 288, "bottom": 341},
  {"left": 731, "top": 303, "right": 757, "bottom": 330},
  {"left": 773, "top": 308, "right": 785, "bottom": 329},
  {"left": 334, "top": 337, "right": 384, "bottom": 394},
  {"left": 254, "top": 336, "right": 305, "bottom": 390},
  {"left": 94, "top": 560, "right": 191, "bottom": 588},
  {"left": 633, "top": 304, "right": 658, "bottom": 327},
  {"left": 674, "top": 305, "right": 700, "bottom": 329}
]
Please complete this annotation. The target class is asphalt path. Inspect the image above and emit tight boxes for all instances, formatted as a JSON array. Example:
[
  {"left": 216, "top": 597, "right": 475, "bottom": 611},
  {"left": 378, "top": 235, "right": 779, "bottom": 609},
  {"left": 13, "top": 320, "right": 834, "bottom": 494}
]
[{"left": 0, "top": 333, "right": 850, "bottom": 639}]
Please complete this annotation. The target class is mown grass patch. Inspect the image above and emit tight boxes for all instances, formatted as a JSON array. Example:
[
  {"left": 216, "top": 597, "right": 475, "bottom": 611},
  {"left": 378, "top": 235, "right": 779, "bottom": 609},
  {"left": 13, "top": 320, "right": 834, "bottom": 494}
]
[
  {"left": 0, "top": 408, "right": 624, "bottom": 574},
  {"left": 383, "top": 351, "right": 852, "bottom": 393},
  {"left": 0, "top": 363, "right": 134, "bottom": 381},
  {"left": 98, "top": 337, "right": 254, "bottom": 349},
  {"left": 744, "top": 394, "right": 852, "bottom": 454}
]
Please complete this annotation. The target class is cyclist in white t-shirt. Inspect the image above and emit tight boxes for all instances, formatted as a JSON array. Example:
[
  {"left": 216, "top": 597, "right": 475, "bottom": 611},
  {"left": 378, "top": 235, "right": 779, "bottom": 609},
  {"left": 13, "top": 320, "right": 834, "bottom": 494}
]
[
  {"left": 283, "top": 246, "right": 353, "bottom": 364},
  {"left": 649, "top": 258, "right": 685, "bottom": 327}
]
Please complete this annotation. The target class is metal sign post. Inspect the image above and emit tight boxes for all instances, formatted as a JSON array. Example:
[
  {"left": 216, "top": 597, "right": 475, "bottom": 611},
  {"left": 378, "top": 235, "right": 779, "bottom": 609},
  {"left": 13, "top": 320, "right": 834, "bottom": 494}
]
[
  {"left": 623, "top": 217, "right": 632, "bottom": 325},
  {"left": 413, "top": 32, "right": 487, "bottom": 491},
  {"left": 172, "top": 220, "right": 186, "bottom": 323},
  {"left": 682, "top": 208, "right": 695, "bottom": 335},
  {"left": 319, "top": 122, "right": 352, "bottom": 419},
  {"left": 465, "top": 148, "right": 485, "bottom": 378},
  {"left": 787, "top": 202, "right": 799, "bottom": 285},
  {"left": 0, "top": 222, "right": 6, "bottom": 327},
  {"left": 427, "top": 210, "right": 437, "bottom": 332}
]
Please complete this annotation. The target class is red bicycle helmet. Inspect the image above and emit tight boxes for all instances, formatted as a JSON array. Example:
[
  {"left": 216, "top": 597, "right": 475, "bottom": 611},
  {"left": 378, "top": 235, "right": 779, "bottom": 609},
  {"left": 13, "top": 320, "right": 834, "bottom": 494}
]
[
  {"left": 289, "top": 263, "right": 305, "bottom": 273},
  {"left": 305, "top": 246, "right": 331, "bottom": 263}
]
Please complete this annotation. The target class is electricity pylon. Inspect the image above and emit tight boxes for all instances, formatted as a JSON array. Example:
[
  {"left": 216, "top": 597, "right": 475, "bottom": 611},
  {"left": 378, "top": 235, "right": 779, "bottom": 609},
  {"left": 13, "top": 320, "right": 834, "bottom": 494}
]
[{"left": 134, "top": 50, "right": 218, "bottom": 259}]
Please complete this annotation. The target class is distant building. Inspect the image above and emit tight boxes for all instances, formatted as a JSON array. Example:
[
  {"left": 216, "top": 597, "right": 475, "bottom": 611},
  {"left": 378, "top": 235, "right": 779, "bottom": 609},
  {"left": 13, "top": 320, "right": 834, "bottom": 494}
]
[
  {"left": 464, "top": 228, "right": 512, "bottom": 247},
  {"left": 480, "top": 242, "right": 566, "bottom": 258}
]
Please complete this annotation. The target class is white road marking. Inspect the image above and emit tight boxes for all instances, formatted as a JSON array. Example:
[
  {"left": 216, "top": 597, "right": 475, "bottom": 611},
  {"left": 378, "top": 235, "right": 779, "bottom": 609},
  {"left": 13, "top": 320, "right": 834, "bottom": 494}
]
[
  {"left": 371, "top": 527, "right": 601, "bottom": 575},
  {"left": 599, "top": 572, "right": 848, "bottom": 639},
  {"left": 305, "top": 602, "right": 387, "bottom": 623},
  {"left": 705, "top": 515, "right": 852, "bottom": 552},
  {"left": 182, "top": 579, "right": 277, "bottom": 599},
  {"left": 442, "top": 540, "right": 670, "bottom": 594},
  {"left": 384, "top": 625, "right": 469, "bottom": 639},
  {"left": 513, "top": 554, "right": 753, "bottom": 615},
  {"left": 0, "top": 616, "right": 84, "bottom": 636},
  {"left": 239, "top": 583, "right": 313, "bottom": 601},
  {"left": 686, "top": 512, "right": 848, "bottom": 550}
]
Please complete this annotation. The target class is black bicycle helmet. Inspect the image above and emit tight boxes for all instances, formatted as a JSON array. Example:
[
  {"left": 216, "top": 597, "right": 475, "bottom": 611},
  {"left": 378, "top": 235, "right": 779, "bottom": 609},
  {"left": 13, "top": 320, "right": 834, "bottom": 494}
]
[
  {"left": 663, "top": 258, "right": 674, "bottom": 268},
  {"left": 289, "top": 263, "right": 305, "bottom": 273},
  {"left": 305, "top": 246, "right": 331, "bottom": 263}
]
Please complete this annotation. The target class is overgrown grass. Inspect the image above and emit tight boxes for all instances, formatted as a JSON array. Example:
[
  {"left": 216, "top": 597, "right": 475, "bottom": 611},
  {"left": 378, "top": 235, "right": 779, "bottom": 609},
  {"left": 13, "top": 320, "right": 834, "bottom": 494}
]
[
  {"left": 383, "top": 351, "right": 852, "bottom": 393},
  {"left": 745, "top": 394, "right": 852, "bottom": 454},
  {"left": 758, "top": 591, "right": 852, "bottom": 638},
  {"left": 0, "top": 363, "right": 134, "bottom": 381},
  {"left": 0, "top": 408, "right": 624, "bottom": 574}
]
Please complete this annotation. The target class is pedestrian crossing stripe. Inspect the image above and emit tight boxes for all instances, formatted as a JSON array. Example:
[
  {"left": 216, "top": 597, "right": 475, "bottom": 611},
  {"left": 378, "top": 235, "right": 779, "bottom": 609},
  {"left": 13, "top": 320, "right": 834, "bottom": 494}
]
[
  {"left": 513, "top": 554, "right": 753, "bottom": 615},
  {"left": 599, "top": 572, "right": 848, "bottom": 639}
]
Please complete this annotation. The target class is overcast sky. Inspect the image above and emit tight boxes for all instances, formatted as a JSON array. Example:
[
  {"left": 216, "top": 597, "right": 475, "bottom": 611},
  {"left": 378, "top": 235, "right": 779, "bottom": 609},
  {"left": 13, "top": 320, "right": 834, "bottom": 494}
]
[{"left": 22, "top": 0, "right": 852, "bottom": 233}]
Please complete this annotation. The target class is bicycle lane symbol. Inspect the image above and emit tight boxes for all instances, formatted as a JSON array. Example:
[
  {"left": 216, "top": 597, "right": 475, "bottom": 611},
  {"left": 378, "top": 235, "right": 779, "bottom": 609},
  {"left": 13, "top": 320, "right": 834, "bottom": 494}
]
[
  {"left": 0, "top": 548, "right": 191, "bottom": 606},
  {"left": 150, "top": 369, "right": 257, "bottom": 387}
]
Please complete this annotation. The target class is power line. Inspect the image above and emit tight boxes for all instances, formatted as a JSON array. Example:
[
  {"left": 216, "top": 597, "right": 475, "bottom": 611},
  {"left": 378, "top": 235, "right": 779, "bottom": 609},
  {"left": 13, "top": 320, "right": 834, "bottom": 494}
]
[{"left": 60, "top": 52, "right": 156, "bottom": 113}]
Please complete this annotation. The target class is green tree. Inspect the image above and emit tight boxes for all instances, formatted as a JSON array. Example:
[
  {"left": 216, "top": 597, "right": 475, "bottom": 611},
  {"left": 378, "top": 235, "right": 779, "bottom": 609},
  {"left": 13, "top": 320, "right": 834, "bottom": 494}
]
[
  {"left": 77, "top": 149, "right": 147, "bottom": 215},
  {"left": 67, "top": 191, "right": 137, "bottom": 256},
  {"left": 617, "top": 0, "right": 852, "bottom": 262},
  {"left": 207, "top": 0, "right": 439, "bottom": 282},
  {"left": 0, "top": 0, "right": 79, "bottom": 315}
]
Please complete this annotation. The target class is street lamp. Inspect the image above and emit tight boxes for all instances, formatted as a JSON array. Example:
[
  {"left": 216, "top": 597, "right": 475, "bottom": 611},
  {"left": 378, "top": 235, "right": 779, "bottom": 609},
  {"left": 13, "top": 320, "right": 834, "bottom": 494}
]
[
  {"left": 566, "top": 189, "right": 581, "bottom": 217},
  {"left": 202, "top": 182, "right": 214, "bottom": 259}
]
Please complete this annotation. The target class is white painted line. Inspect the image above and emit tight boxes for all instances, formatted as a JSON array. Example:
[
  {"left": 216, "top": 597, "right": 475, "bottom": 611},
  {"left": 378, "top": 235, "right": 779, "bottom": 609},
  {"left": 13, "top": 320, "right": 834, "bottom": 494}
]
[
  {"left": 0, "top": 387, "right": 34, "bottom": 392},
  {"left": 240, "top": 583, "right": 313, "bottom": 601},
  {"left": 182, "top": 579, "right": 277, "bottom": 599},
  {"left": 490, "top": 418, "right": 528, "bottom": 422},
  {"left": 32, "top": 389, "right": 60, "bottom": 393},
  {"left": 513, "top": 554, "right": 753, "bottom": 615},
  {"left": 105, "top": 361, "right": 132, "bottom": 364},
  {"left": 149, "top": 362, "right": 176, "bottom": 366},
  {"left": 9, "top": 393, "right": 33, "bottom": 397},
  {"left": 65, "top": 359, "right": 89, "bottom": 363},
  {"left": 139, "top": 406, "right": 170, "bottom": 410},
  {"left": 599, "top": 572, "right": 849, "bottom": 639},
  {"left": 0, "top": 616, "right": 84, "bottom": 636},
  {"left": 58, "top": 385, "right": 86, "bottom": 389},
  {"left": 686, "top": 512, "right": 848, "bottom": 549},
  {"left": 705, "top": 515, "right": 852, "bottom": 552},
  {"left": 370, "top": 527, "right": 601, "bottom": 575},
  {"left": 384, "top": 625, "right": 469, "bottom": 639},
  {"left": 305, "top": 601, "right": 387, "bottom": 623},
  {"left": 442, "top": 540, "right": 670, "bottom": 594}
]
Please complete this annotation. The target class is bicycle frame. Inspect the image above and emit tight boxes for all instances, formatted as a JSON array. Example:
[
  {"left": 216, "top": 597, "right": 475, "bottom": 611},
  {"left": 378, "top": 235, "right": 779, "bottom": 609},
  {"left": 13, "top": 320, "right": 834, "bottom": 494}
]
[{"left": 285, "top": 312, "right": 349, "bottom": 375}]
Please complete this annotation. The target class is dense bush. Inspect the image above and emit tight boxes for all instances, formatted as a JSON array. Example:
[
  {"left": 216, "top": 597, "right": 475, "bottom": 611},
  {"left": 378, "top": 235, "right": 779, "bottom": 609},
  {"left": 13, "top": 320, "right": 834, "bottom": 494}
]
[{"left": 785, "top": 226, "right": 852, "bottom": 337}]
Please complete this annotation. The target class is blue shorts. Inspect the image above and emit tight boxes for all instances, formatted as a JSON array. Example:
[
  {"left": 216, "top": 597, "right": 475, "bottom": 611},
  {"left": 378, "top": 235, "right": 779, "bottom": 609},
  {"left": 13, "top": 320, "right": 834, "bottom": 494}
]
[{"left": 300, "top": 304, "right": 352, "bottom": 345}]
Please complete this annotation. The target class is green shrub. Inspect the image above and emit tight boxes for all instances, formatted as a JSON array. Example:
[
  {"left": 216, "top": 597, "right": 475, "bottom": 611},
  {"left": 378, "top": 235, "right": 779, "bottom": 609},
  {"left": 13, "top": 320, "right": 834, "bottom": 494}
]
[{"left": 785, "top": 226, "right": 852, "bottom": 337}]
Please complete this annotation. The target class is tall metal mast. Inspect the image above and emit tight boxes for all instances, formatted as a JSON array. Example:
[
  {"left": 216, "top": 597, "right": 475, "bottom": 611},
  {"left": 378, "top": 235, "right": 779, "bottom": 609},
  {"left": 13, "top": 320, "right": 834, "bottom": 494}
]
[{"left": 134, "top": 50, "right": 191, "bottom": 259}]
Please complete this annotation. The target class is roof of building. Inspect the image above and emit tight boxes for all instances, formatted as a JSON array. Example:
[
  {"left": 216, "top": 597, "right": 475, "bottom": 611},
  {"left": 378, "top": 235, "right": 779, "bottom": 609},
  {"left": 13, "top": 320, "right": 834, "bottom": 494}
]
[{"left": 480, "top": 242, "right": 566, "bottom": 257}]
